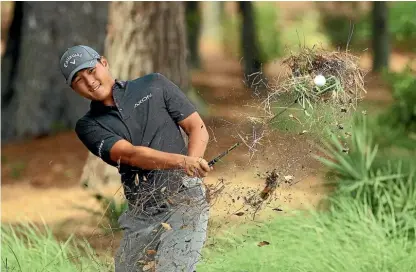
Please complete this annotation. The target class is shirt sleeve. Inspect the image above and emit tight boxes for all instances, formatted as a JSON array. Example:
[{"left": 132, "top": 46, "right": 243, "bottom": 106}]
[
  {"left": 75, "top": 118, "right": 124, "bottom": 167},
  {"left": 159, "top": 73, "right": 196, "bottom": 123}
]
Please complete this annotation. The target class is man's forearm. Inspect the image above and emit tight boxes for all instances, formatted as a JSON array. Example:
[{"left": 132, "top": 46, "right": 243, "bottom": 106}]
[
  {"left": 128, "top": 146, "right": 185, "bottom": 170},
  {"left": 187, "top": 127, "right": 209, "bottom": 158}
]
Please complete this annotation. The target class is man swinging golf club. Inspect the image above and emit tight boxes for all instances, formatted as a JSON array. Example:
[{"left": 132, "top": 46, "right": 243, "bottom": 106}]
[{"left": 60, "top": 45, "right": 212, "bottom": 272}]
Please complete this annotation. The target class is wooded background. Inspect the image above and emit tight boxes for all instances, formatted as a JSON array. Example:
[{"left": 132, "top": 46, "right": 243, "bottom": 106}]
[
  {"left": 1, "top": 1, "right": 413, "bottom": 144},
  {"left": 2, "top": 3, "right": 415, "bottom": 264}
]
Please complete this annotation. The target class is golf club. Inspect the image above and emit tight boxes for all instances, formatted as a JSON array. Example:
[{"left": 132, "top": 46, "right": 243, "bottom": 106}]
[{"left": 208, "top": 142, "right": 241, "bottom": 167}]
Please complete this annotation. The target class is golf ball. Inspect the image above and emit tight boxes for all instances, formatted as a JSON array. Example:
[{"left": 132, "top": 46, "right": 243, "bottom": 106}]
[{"left": 314, "top": 75, "right": 326, "bottom": 87}]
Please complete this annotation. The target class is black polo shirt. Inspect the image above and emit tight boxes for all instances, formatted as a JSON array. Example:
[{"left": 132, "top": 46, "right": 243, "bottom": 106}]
[{"left": 75, "top": 73, "right": 196, "bottom": 205}]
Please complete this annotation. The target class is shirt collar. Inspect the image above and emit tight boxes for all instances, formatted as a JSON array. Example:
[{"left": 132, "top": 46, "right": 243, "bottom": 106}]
[{"left": 90, "top": 80, "right": 126, "bottom": 114}]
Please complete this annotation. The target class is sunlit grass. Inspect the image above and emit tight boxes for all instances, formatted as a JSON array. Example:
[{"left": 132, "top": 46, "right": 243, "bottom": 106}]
[
  {"left": 1, "top": 222, "right": 113, "bottom": 272},
  {"left": 198, "top": 197, "right": 416, "bottom": 272}
]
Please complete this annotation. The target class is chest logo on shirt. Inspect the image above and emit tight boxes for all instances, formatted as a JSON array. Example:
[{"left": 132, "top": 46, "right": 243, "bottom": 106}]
[{"left": 134, "top": 93, "right": 152, "bottom": 108}]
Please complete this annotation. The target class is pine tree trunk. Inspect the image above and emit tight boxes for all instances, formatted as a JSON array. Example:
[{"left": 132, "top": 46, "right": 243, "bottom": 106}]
[
  {"left": 186, "top": 1, "right": 201, "bottom": 69},
  {"left": 81, "top": 2, "right": 190, "bottom": 190},
  {"left": 372, "top": 1, "right": 389, "bottom": 72},
  {"left": 239, "top": 1, "right": 262, "bottom": 88},
  {"left": 105, "top": 1, "right": 189, "bottom": 89}
]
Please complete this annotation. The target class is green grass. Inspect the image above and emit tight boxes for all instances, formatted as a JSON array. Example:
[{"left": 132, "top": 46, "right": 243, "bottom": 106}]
[
  {"left": 197, "top": 197, "right": 416, "bottom": 272},
  {"left": 320, "top": 2, "right": 416, "bottom": 51},
  {"left": 1, "top": 222, "right": 113, "bottom": 272},
  {"left": 316, "top": 115, "right": 416, "bottom": 238}
]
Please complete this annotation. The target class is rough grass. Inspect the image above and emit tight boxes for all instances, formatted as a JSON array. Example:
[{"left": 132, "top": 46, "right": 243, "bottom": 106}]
[
  {"left": 197, "top": 197, "right": 416, "bottom": 272},
  {"left": 316, "top": 115, "right": 416, "bottom": 240},
  {"left": 1, "top": 222, "right": 113, "bottom": 272}
]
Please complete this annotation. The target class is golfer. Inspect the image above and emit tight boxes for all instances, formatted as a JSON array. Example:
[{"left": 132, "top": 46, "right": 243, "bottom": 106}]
[{"left": 59, "top": 45, "right": 211, "bottom": 272}]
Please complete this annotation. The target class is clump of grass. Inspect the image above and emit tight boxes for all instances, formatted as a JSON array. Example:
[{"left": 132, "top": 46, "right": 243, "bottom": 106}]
[
  {"left": 257, "top": 46, "right": 367, "bottom": 122},
  {"left": 238, "top": 46, "right": 367, "bottom": 156},
  {"left": 281, "top": 46, "right": 367, "bottom": 110},
  {"left": 1, "top": 222, "right": 113, "bottom": 271}
]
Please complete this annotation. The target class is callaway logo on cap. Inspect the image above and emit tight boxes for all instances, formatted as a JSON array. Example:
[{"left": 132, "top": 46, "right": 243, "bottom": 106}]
[{"left": 59, "top": 45, "right": 101, "bottom": 85}]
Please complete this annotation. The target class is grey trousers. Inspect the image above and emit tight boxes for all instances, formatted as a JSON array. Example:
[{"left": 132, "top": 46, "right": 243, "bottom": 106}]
[{"left": 115, "top": 180, "right": 209, "bottom": 272}]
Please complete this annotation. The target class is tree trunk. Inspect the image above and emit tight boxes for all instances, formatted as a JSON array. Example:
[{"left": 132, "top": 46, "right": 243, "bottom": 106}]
[
  {"left": 81, "top": 2, "right": 190, "bottom": 190},
  {"left": 1, "top": 2, "right": 108, "bottom": 143},
  {"left": 372, "top": 1, "right": 389, "bottom": 72},
  {"left": 105, "top": 2, "right": 189, "bottom": 89},
  {"left": 239, "top": 1, "right": 263, "bottom": 88},
  {"left": 1, "top": 2, "right": 22, "bottom": 115},
  {"left": 186, "top": 1, "right": 201, "bottom": 69}
]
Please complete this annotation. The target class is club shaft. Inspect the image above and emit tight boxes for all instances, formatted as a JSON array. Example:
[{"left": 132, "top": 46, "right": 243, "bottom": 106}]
[{"left": 208, "top": 142, "right": 241, "bottom": 166}]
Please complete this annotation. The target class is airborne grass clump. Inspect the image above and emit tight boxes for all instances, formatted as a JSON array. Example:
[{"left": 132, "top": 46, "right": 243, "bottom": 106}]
[
  {"left": 248, "top": 46, "right": 367, "bottom": 132},
  {"left": 281, "top": 46, "right": 367, "bottom": 111},
  {"left": 238, "top": 46, "right": 367, "bottom": 156}
]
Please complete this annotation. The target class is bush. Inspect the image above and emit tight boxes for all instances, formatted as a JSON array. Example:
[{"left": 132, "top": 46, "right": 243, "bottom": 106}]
[
  {"left": 318, "top": 2, "right": 370, "bottom": 50},
  {"left": 253, "top": 2, "right": 282, "bottom": 62},
  {"left": 389, "top": 2, "right": 416, "bottom": 50},
  {"left": 269, "top": 90, "right": 356, "bottom": 143},
  {"left": 381, "top": 67, "right": 416, "bottom": 134},
  {"left": 364, "top": 67, "right": 416, "bottom": 153},
  {"left": 1, "top": 222, "right": 112, "bottom": 272},
  {"left": 316, "top": 115, "right": 416, "bottom": 239},
  {"left": 320, "top": 2, "right": 416, "bottom": 51}
]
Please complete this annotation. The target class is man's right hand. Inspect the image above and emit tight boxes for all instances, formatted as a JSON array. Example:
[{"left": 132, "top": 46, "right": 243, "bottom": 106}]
[{"left": 182, "top": 156, "right": 212, "bottom": 178}]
